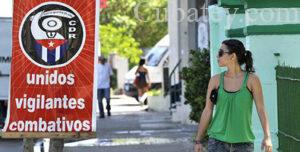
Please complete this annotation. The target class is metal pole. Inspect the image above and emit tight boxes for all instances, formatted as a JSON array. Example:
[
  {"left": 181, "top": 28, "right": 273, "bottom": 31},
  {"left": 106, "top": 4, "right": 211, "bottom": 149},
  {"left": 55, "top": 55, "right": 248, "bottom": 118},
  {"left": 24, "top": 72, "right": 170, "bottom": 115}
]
[{"left": 23, "top": 138, "right": 34, "bottom": 152}]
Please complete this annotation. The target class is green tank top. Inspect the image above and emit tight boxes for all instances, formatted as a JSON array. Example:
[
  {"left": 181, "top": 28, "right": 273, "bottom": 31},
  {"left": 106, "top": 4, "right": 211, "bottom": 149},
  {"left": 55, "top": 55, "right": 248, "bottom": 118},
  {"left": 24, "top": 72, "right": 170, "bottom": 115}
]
[{"left": 207, "top": 71, "right": 255, "bottom": 143}]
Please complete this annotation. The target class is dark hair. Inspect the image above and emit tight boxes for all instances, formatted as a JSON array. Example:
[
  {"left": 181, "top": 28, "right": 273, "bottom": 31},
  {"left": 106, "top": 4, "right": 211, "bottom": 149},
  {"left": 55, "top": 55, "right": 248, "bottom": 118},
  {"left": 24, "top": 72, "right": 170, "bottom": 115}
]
[
  {"left": 139, "top": 59, "right": 145, "bottom": 66},
  {"left": 222, "top": 39, "right": 255, "bottom": 73},
  {"left": 98, "top": 56, "right": 106, "bottom": 62}
]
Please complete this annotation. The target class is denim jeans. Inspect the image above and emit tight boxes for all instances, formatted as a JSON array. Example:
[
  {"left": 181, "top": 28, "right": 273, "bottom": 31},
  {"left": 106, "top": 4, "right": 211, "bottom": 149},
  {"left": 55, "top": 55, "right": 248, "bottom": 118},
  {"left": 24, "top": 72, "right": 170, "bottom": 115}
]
[
  {"left": 208, "top": 138, "right": 254, "bottom": 152},
  {"left": 97, "top": 88, "right": 111, "bottom": 116}
]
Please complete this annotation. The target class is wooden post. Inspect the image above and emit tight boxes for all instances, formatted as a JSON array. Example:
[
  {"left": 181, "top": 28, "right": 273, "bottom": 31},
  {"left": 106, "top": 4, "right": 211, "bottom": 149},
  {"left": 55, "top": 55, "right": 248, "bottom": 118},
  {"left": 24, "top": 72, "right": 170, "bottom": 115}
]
[
  {"left": 23, "top": 138, "right": 34, "bottom": 152},
  {"left": 49, "top": 139, "right": 64, "bottom": 152}
]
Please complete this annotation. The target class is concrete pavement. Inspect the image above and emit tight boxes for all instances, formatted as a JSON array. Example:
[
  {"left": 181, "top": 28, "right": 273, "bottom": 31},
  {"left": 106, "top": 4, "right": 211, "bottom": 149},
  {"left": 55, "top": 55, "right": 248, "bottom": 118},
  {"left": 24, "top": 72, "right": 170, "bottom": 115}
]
[
  {"left": 64, "top": 95, "right": 197, "bottom": 152},
  {"left": 0, "top": 139, "right": 23, "bottom": 152}
]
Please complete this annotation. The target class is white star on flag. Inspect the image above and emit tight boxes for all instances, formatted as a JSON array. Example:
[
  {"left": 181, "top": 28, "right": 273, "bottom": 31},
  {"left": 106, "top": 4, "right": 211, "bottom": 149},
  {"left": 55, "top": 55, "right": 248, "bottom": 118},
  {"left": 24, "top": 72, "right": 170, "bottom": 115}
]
[{"left": 48, "top": 41, "right": 55, "bottom": 47}]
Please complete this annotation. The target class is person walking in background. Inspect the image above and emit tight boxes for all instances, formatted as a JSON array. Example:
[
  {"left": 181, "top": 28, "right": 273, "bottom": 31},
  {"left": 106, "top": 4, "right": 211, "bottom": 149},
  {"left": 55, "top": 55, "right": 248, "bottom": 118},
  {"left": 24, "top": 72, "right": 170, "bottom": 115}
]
[
  {"left": 194, "top": 39, "right": 272, "bottom": 152},
  {"left": 134, "top": 59, "right": 151, "bottom": 104},
  {"left": 97, "top": 57, "right": 113, "bottom": 118}
]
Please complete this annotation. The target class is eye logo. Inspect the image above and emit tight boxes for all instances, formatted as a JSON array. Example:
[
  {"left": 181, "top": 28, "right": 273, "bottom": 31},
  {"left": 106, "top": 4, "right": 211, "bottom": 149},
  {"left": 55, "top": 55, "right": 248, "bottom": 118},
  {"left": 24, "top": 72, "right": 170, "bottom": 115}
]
[{"left": 19, "top": 2, "right": 86, "bottom": 68}]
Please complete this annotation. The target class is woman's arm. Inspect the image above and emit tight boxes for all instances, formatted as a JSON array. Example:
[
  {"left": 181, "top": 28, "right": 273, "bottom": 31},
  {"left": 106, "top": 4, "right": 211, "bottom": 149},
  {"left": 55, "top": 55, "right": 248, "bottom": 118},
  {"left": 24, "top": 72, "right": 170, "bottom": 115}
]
[
  {"left": 135, "top": 66, "right": 139, "bottom": 75},
  {"left": 249, "top": 74, "right": 272, "bottom": 152},
  {"left": 194, "top": 75, "right": 218, "bottom": 151}
]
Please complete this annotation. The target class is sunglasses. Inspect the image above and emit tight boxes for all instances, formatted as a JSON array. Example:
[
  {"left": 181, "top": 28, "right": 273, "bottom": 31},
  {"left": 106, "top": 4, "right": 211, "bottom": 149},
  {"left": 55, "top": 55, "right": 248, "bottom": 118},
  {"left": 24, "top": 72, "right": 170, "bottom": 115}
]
[{"left": 218, "top": 49, "right": 230, "bottom": 57}]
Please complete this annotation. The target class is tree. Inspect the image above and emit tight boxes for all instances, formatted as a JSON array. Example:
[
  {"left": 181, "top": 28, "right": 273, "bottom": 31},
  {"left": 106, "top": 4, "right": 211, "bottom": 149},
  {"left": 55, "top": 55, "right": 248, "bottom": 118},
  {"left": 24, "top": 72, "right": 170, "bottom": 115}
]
[
  {"left": 100, "top": 0, "right": 168, "bottom": 48},
  {"left": 181, "top": 49, "right": 211, "bottom": 122},
  {"left": 100, "top": 24, "right": 143, "bottom": 65},
  {"left": 132, "top": 0, "right": 168, "bottom": 48}
]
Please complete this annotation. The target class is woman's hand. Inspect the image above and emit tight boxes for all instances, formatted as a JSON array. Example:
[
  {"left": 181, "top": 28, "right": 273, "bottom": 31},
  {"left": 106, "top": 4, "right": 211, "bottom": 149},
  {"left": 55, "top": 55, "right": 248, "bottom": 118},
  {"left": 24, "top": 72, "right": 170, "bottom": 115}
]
[
  {"left": 194, "top": 143, "right": 203, "bottom": 152},
  {"left": 261, "top": 136, "right": 272, "bottom": 152}
]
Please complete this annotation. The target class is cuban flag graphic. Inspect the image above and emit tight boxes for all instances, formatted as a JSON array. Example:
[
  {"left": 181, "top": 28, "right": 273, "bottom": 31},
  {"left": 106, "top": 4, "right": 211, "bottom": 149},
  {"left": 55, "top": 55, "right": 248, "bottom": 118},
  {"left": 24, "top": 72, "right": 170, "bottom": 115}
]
[
  {"left": 34, "top": 39, "right": 68, "bottom": 65},
  {"left": 30, "top": 11, "right": 73, "bottom": 65}
]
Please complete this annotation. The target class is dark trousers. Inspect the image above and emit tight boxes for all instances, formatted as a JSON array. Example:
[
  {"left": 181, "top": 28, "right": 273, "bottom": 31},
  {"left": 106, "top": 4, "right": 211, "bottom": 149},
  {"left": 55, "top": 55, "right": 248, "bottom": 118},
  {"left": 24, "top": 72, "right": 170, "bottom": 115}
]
[
  {"left": 97, "top": 88, "right": 111, "bottom": 116},
  {"left": 0, "top": 101, "right": 7, "bottom": 128}
]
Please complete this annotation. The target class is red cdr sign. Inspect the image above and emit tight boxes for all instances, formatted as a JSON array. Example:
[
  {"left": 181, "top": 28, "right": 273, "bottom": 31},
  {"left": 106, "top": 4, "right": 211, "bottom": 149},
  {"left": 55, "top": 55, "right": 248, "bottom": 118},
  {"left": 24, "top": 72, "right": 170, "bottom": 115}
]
[{"left": 2, "top": 0, "right": 99, "bottom": 138}]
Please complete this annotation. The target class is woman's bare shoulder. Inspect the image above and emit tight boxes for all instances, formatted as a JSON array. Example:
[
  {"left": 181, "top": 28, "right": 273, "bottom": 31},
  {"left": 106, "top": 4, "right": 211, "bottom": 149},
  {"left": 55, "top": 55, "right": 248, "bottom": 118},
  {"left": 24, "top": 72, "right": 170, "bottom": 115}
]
[
  {"left": 248, "top": 73, "right": 260, "bottom": 82},
  {"left": 211, "top": 74, "right": 220, "bottom": 81},
  {"left": 141, "top": 67, "right": 148, "bottom": 72},
  {"left": 247, "top": 73, "right": 261, "bottom": 89},
  {"left": 210, "top": 74, "right": 221, "bottom": 88}
]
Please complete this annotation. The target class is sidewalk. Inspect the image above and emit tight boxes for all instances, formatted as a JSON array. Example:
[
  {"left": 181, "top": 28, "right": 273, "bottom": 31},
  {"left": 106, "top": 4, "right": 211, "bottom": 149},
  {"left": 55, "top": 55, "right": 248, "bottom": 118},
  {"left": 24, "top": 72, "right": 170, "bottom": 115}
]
[
  {"left": 0, "top": 139, "right": 23, "bottom": 152},
  {"left": 64, "top": 95, "right": 197, "bottom": 152}
]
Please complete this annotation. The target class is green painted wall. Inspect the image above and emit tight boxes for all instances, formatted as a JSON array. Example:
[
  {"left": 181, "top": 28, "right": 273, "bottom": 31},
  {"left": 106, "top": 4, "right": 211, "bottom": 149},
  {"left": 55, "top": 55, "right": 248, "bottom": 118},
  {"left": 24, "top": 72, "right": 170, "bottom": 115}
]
[
  {"left": 245, "top": 8, "right": 300, "bottom": 26},
  {"left": 245, "top": 34, "right": 300, "bottom": 151},
  {"left": 209, "top": 5, "right": 227, "bottom": 76},
  {"left": 226, "top": 13, "right": 245, "bottom": 37},
  {"left": 218, "top": 0, "right": 243, "bottom": 6},
  {"left": 206, "top": 5, "right": 300, "bottom": 152},
  {"left": 244, "top": 0, "right": 300, "bottom": 9},
  {"left": 209, "top": 6, "right": 246, "bottom": 76},
  {"left": 209, "top": 3, "right": 300, "bottom": 152},
  {"left": 244, "top": 25, "right": 300, "bottom": 36},
  {"left": 244, "top": 7, "right": 300, "bottom": 150},
  {"left": 245, "top": 36, "right": 278, "bottom": 152},
  {"left": 243, "top": 8, "right": 300, "bottom": 152}
]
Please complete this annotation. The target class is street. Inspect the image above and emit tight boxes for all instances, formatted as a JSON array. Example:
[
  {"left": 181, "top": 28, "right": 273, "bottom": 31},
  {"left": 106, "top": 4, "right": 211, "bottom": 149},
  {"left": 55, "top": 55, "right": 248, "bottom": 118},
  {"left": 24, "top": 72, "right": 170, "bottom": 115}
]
[
  {"left": 0, "top": 139, "right": 23, "bottom": 152},
  {"left": 64, "top": 95, "right": 197, "bottom": 152},
  {"left": 0, "top": 95, "right": 197, "bottom": 152}
]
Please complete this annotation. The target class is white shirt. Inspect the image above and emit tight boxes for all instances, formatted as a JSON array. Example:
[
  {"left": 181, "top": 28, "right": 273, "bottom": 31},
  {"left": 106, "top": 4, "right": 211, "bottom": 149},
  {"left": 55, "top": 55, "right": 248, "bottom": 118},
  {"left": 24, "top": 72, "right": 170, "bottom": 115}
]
[{"left": 97, "top": 63, "right": 113, "bottom": 89}]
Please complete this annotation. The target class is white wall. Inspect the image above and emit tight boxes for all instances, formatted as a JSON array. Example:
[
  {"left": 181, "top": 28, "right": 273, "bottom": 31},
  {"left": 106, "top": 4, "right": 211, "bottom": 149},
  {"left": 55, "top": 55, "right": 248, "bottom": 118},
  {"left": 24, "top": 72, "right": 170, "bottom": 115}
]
[
  {"left": 0, "top": 1, "right": 12, "bottom": 17},
  {"left": 109, "top": 54, "right": 128, "bottom": 89},
  {"left": 168, "top": 0, "right": 200, "bottom": 124}
]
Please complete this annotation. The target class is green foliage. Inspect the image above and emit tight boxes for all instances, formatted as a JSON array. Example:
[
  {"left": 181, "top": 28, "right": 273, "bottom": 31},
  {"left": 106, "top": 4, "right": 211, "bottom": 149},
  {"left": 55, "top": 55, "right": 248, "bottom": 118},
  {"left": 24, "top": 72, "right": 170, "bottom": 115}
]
[
  {"left": 181, "top": 49, "right": 211, "bottom": 122},
  {"left": 100, "top": 0, "right": 168, "bottom": 48},
  {"left": 110, "top": 69, "right": 118, "bottom": 89},
  {"left": 147, "top": 89, "right": 162, "bottom": 96},
  {"left": 131, "top": 0, "right": 168, "bottom": 48},
  {"left": 100, "top": 24, "right": 143, "bottom": 65}
]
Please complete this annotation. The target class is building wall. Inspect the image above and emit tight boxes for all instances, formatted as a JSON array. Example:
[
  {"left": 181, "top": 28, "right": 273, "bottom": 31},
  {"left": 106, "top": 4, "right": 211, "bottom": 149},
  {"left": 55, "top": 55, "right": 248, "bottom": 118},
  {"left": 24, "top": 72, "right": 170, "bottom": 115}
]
[
  {"left": 245, "top": 8, "right": 300, "bottom": 150},
  {"left": 208, "top": 6, "right": 227, "bottom": 76},
  {"left": 208, "top": 6, "right": 246, "bottom": 76},
  {"left": 208, "top": 5, "right": 279, "bottom": 151},
  {"left": 209, "top": 3, "right": 300, "bottom": 151},
  {"left": 0, "top": 18, "right": 12, "bottom": 100},
  {"left": 169, "top": 0, "right": 300, "bottom": 149},
  {"left": 168, "top": 0, "right": 200, "bottom": 124},
  {"left": 109, "top": 54, "right": 128, "bottom": 89},
  {"left": 168, "top": 0, "right": 180, "bottom": 74}
]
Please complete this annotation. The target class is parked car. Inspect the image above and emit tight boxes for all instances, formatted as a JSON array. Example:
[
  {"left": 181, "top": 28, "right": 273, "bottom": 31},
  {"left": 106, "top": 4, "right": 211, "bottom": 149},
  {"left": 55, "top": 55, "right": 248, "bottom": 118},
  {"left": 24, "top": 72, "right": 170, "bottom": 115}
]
[{"left": 124, "top": 35, "right": 169, "bottom": 100}]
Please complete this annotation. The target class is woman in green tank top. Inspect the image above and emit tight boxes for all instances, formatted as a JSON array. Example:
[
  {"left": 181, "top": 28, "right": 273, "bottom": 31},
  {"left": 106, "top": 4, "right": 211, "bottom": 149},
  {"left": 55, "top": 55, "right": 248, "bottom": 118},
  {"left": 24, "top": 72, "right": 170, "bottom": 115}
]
[{"left": 194, "top": 39, "right": 272, "bottom": 152}]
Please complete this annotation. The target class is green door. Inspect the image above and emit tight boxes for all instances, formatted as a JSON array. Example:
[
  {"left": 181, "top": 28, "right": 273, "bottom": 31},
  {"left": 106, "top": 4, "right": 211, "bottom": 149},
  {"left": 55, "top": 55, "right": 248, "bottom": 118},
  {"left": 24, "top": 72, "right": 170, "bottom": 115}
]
[{"left": 276, "top": 66, "right": 300, "bottom": 151}]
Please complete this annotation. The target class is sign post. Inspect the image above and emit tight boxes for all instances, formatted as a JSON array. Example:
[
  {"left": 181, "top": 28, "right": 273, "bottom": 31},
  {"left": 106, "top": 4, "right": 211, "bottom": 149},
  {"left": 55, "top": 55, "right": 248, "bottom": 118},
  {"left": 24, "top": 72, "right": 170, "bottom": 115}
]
[{"left": 2, "top": 0, "right": 99, "bottom": 139}]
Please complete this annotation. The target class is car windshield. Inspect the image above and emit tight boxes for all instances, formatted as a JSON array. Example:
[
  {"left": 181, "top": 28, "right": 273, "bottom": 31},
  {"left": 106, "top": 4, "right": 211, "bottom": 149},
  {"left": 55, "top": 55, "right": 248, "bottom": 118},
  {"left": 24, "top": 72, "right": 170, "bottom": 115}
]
[{"left": 146, "top": 46, "right": 168, "bottom": 66}]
